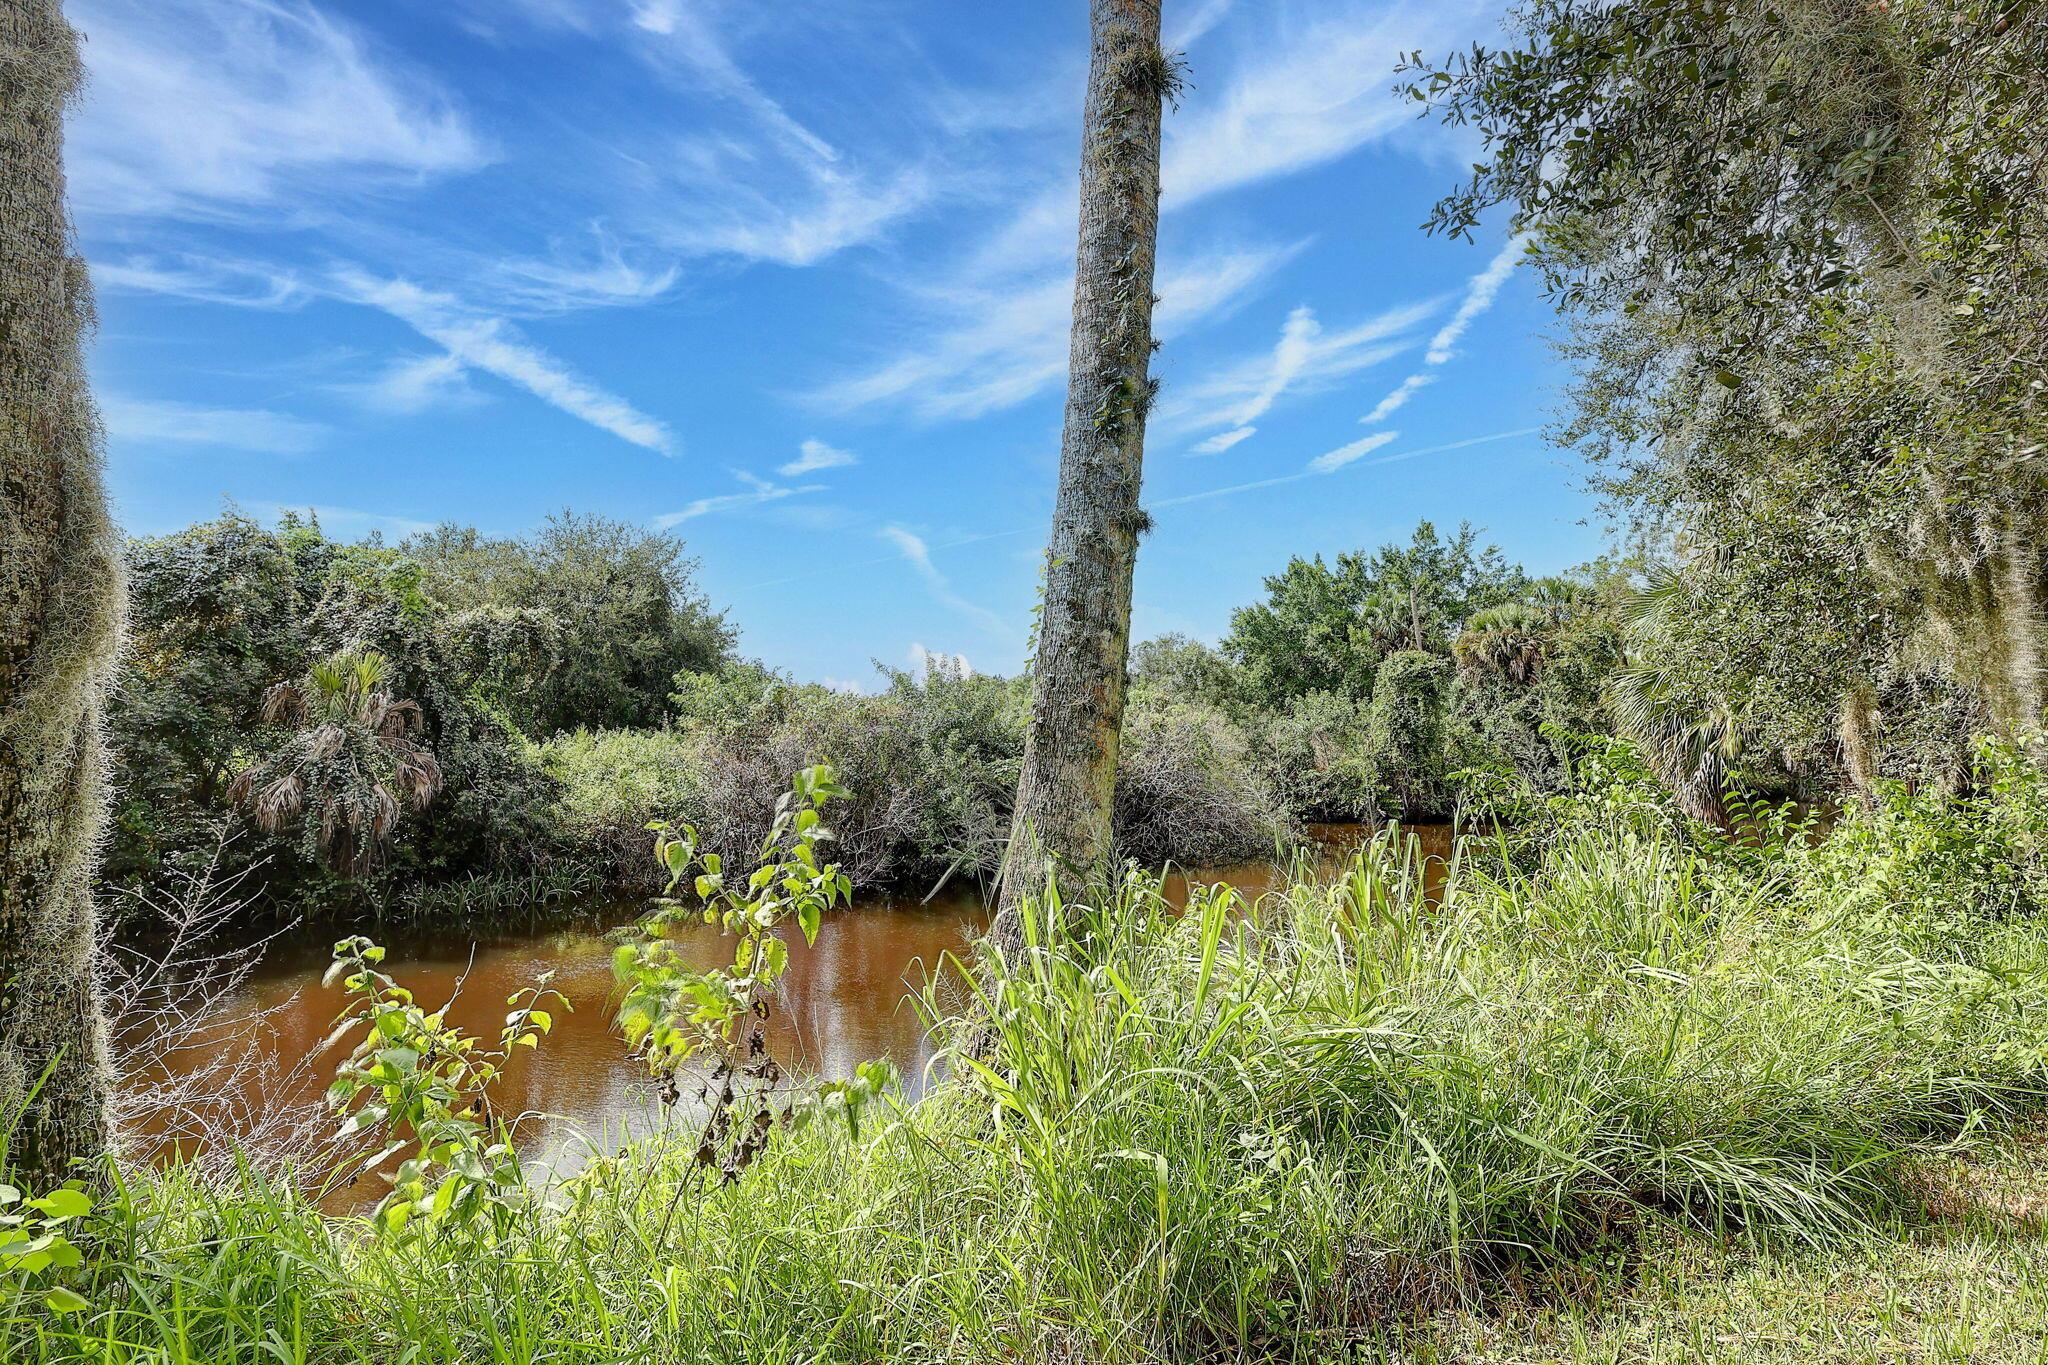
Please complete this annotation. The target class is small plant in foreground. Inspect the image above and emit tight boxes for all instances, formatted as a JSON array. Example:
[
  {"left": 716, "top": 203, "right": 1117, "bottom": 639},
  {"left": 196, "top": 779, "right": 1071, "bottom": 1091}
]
[
  {"left": 613, "top": 763, "right": 880, "bottom": 1178},
  {"left": 322, "top": 935, "right": 567, "bottom": 1237},
  {"left": 0, "top": 1181, "right": 90, "bottom": 1318}
]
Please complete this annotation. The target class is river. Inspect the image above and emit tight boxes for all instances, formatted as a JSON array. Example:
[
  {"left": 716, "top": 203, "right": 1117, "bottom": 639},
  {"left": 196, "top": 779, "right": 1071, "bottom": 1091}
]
[{"left": 126, "top": 822, "right": 1452, "bottom": 1210}]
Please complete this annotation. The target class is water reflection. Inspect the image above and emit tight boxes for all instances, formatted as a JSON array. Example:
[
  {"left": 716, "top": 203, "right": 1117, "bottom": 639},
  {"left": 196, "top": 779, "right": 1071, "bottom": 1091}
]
[{"left": 126, "top": 822, "right": 1453, "bottom": 1210}]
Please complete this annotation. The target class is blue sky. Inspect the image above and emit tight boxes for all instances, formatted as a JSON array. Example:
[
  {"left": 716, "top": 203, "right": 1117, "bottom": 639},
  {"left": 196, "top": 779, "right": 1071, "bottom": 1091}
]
[{"left": 71, "top": 0, "right": 1597, "bottom": 687}]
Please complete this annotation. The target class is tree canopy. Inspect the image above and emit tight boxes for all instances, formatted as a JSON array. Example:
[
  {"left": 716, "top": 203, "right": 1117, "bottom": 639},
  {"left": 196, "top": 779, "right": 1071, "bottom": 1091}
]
[{"left": 1409, "top": 0, "right": 2048, "bottom": 779}]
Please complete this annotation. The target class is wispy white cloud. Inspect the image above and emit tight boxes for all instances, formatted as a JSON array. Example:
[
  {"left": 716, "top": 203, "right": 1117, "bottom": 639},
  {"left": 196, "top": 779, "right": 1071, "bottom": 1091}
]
[
  {"left": 781, "top": 438, "right": 858, "bottom": 478},
  {"left": 740, "top": 429, "right": 1548, "bottom": 596},
  {"left": 1162, "top": 0, "right": 1489, "bottom": 208},
  {"left": 1154, "top": 297, "right": 1436, "bottom": 444},
  {"left": 612, "top": 3, "right": 932, "bottom": 269},
  {"left": 101, "top": 395, "right": 328, "bottom": 455},
  {"left": 358, "top": 352, "right": 484, "bottom": 415},
  {"left": 882, "top": 526, "right": 1010, "bottom": 637},
  {"left": 1357, "top": 233, "right": 1528, "bottom": 423},
  {"left": 1425, "top": 234, "right": 1528, "bottom": 365},
  {"left": 1144, "top": 427, "right": 1542, "bottom": 512},
  {"left": 629, "top": 0, "right": 837, "bottom": 165},
  {"left": 808, "top": 0, "right": 1491, "bottom": 438},
  {"left": 477, "top": 239, "right": 681, "bottom": 314},
  {"left": 654, "top": 157, "right": 933, "bottom": 269},
  {"left": 1193, "top": 427, "right": 1257, "bottom": 455},
  {"left": 1169, "top": 0, "right": 1239, "bottom": 48},
  {"left": 817, "top": 241, "right": 1305, "bottom": 421},
  {"left": 1361, "top": 373, "right": 1434, "bottom": 425},
  {"left": 1307, "top": 428, "right": 1401, "bottom": 474},
  {"left": 336, "top": 269, "right": 675, "bottom": 452},
  {"left": 1225, "top": 305, "right": 1320, "bottom": 428},
  {"left": 1354, "top": 425, "right": 1542, "bottom": 469},
  {"left": 654, "top": 470, "right": 817, "bottom": 528},
  {"left": 69, "top": 0, "right": 486, "bottom": 219},
  {"left": 92, "top": 254, "right": 306, "bottom": 308}
]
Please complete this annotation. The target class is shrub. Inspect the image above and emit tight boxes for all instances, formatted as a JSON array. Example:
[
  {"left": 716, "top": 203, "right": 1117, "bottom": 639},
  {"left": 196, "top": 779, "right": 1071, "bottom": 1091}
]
[
  {"left": 1242, "top": 689, "right": 1383, "bottom": 819},
  {"left": 1116, "top": 696, "right": 1294, "bottom": 865},
  {"left": 1785, "top": 731, "right": 2048, "bottom": 926},
  {"left": 551, "top": 669, "right": 1288, "bottom": 895},
  {"left": 540, "top": 727, "right": 704, "bottom": 887},
  {"left": 1361, "top": 650, "right": 1458, "bottom": 818}
]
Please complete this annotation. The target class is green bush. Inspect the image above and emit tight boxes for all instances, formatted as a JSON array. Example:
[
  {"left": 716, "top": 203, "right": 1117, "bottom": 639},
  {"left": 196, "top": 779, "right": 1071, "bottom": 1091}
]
[
  {"left": 548, "top": 668, "right": 1289, "bottom": 895},
  {"left": 1116, "top": 696, "right": 1294, "bottom": 866},
  {"left": 541, "top": 727, "right": 706, "bottom": 886},
  {"left": 1360, "top": 649, "right": 1458, "bottom": 818},
  {"left": 1245, "top": 690, "right": 1384, "bottom": 819},
  {"left": 1785, "top": 732, "right": 2048, "bottom": 927}
]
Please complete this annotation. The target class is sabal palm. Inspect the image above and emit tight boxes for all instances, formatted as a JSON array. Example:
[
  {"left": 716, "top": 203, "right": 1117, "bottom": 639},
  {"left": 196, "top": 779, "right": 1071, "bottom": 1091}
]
[
  {"left": 230, "top": 649, "right": 443, "bottom": 876},
  {"left": 1605, "top": 568, "right": 1745, "bottom": 826},
  {"left": 1455, "top": 602, "right": 1548, "bottom": 684}
]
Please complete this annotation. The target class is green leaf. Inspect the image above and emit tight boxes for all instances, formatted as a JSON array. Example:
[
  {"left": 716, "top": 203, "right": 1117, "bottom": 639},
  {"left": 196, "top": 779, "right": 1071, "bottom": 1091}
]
[
  {"left": 28, "top": 1189, "right": 89, "bottom": 1221},
  {"left": 798, "top": 899, "right": 822, "bottom": 947},
  {"left": 43, "top": 1287, "right": 89, "bottom": 1314}
]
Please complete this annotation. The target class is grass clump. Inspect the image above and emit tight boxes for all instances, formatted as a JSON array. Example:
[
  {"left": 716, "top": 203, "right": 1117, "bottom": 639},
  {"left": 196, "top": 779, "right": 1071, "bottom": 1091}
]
[{"left": 10, "top": 763, "right": 2048, "bottom": 1362}]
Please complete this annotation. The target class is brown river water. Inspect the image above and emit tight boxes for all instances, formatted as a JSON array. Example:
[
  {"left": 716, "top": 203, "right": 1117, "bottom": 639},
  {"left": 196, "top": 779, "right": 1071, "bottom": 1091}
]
[{"left": 128, "top": 823, "right": 1453, "bottom": 1210}]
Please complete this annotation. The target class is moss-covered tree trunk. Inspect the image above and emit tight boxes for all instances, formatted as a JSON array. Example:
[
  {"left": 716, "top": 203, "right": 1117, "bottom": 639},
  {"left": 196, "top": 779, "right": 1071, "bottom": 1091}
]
[
  {"left": 0, "top": 0, "right": 122, "bottom": 1187},
  {"left": 995, "top": 0, "right": 1170, "bottom": 948}
]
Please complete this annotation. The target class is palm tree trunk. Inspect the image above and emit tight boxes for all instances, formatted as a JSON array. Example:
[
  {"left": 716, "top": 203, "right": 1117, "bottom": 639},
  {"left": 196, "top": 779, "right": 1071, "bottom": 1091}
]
[
  {"left": 994, "top": 0, "right": 1171, "bottom": 948},
  {"left": 1, "top": 0, "right": 122, "bottom": 1188}
]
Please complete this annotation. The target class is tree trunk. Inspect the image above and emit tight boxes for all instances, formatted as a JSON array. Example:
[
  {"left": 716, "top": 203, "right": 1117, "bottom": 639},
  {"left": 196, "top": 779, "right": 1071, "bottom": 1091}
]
[
  {"left": 994, "top": 0, "right": 1171, "bottom": 949},
  {"left": 1, "top": 0, "right": 122, "bottom": 1188}
]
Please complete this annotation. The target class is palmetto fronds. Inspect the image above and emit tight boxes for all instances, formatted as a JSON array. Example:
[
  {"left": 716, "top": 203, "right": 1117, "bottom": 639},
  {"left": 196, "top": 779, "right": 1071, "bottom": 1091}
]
[
  {"left": 1455, "top": 602, "right": 1549, "bottom": 684},
  {"left": 230, "top": 648, "right": 443, "bottom": 877},
  {"left": 1605, "top": 568, "right": 1746, "bottom": 826}
]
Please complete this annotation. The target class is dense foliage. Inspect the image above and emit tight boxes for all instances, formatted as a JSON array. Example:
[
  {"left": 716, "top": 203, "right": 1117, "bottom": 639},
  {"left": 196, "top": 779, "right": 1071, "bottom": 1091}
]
[
  {"left": 111, "top": 509, "right": 1631, "bottom": 918},
  {"left": 1407, "top": 0, "right": 2048, "bottom": 800},
  {"left": 1133, "top": 522, "right": 1632, "bottom": 822},
  {"left": 401, "top": 514, "right": 733, "bottom": 735},
  {"left": 543, "top": 659, "right": 1292, "bottom": 894},
  {"left": 12, "top": 738, "right": 2048, "bottom": 1361},
  {"left": 107, "top": 511, "right": 596, "bottom": 911}
]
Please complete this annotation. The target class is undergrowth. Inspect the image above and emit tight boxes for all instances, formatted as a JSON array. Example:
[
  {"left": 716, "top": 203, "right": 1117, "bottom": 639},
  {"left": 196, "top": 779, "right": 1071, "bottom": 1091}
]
[{"left": 9, "top": 746, "right": 2048, "bottom": 1362}]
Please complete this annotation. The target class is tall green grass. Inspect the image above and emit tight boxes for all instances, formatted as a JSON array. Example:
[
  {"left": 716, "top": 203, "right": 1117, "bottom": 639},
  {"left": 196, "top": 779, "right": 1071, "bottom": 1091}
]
[{"left": 12, "top": 802, "right": 2048, "bottom": 1362}]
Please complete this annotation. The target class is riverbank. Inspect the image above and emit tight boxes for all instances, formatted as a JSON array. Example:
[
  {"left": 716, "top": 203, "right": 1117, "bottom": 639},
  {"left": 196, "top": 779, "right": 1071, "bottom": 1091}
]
[
  {"left": 13, "top": 754, "right": 2048, "bottom": 1362},
  {"left": 119, "top": 822, "right": 1445, "bottom": 1214}
]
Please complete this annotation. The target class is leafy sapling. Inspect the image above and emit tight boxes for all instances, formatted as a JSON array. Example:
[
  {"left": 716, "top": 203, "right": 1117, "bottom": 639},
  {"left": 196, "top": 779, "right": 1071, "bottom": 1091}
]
[
  {"left": 613, "top": 763, "right": 890, "bottom": 1179},
  {"left": 0, "top": 1181, "right": 90, "bottom": 1317},
  {"left": 321, "top": 935, "right": 567, "bottom": 1238}
]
